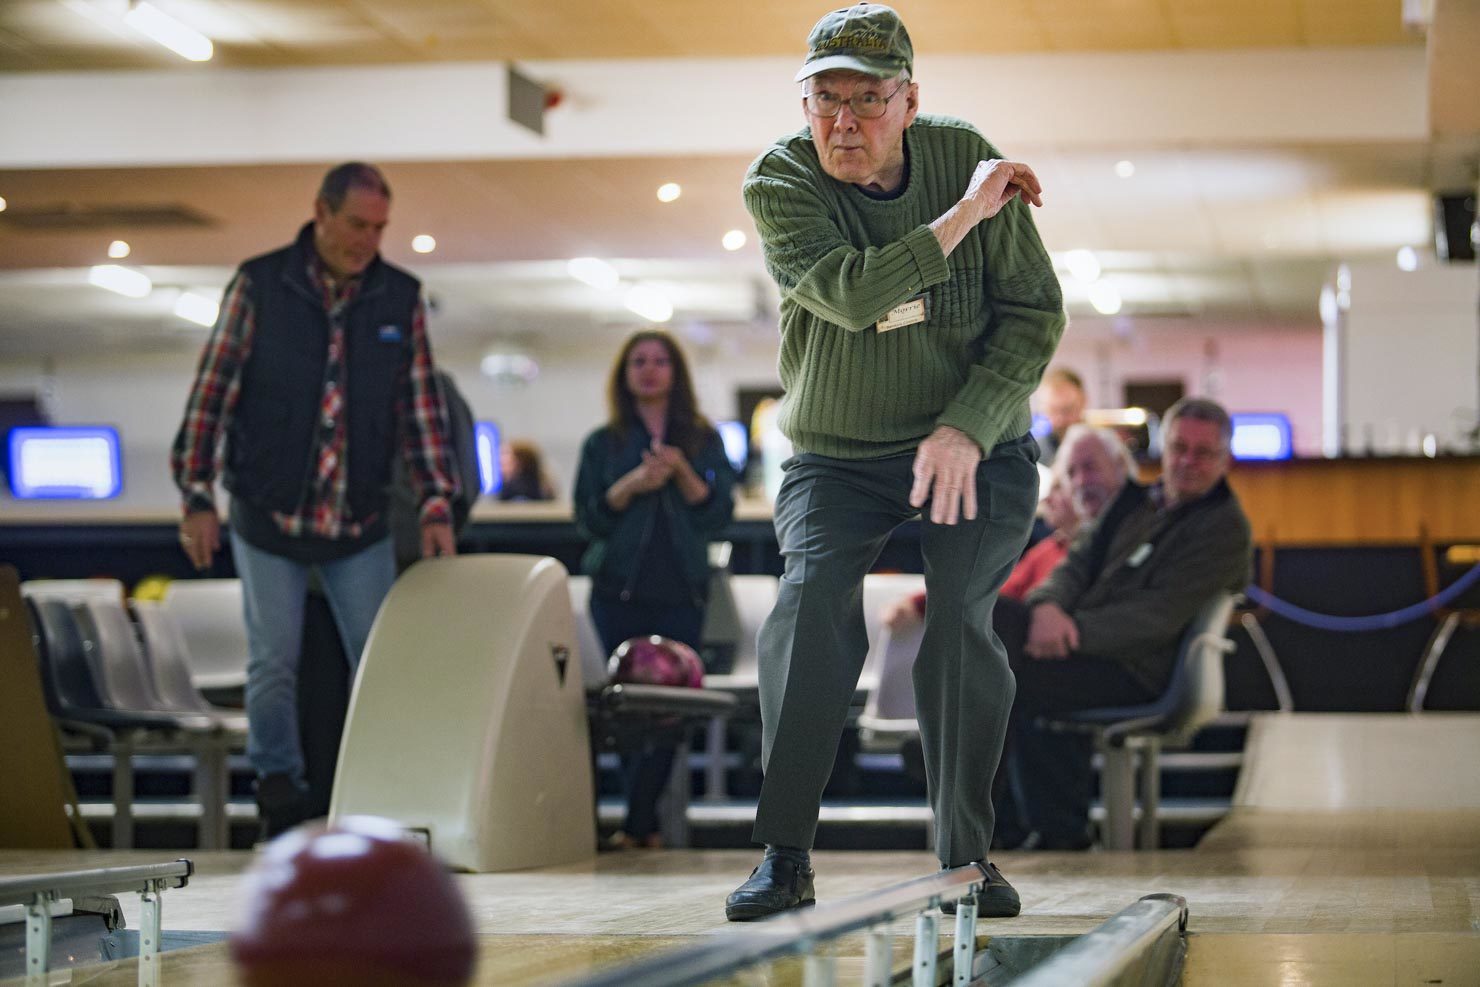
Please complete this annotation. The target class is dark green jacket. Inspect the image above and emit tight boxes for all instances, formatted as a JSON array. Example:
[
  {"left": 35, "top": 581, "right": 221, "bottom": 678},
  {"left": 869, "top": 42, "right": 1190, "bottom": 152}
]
[
  {"left": 573, "top": 422, "right": 736, "bottom": 604},
  {"left": 1026, "top": 478, "right": 1252, "bottom": 692}
]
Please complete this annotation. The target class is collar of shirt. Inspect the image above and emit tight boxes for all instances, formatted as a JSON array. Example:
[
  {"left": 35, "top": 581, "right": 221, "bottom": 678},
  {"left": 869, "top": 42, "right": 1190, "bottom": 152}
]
[{"left": 307, "top": 252, "right": 362, "bottom": 312}]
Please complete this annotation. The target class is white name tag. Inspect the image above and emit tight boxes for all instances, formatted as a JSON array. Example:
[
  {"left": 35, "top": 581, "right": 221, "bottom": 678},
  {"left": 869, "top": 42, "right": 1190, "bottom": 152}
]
[{"left": 876, "top": 295, "right": 929, "bottom": 333}]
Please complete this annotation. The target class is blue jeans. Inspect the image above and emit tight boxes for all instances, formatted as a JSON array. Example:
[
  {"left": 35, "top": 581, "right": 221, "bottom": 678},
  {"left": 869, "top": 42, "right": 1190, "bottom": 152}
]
[{"left": 231, "top": 533, "right": 396, "bottom": 783}]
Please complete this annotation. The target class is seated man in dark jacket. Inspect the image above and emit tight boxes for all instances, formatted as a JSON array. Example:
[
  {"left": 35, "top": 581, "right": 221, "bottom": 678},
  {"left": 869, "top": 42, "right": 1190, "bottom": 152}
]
[{"left": 993, "top": 397, "right": 1252, "bottom": 849}]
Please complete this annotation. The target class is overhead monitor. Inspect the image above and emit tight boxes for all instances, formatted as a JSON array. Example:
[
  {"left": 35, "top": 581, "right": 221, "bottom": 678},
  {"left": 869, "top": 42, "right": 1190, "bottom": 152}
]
[
  {"left": 1230, "top": 413, "right": 1294, "bottom": 461},
  {"left": 474, "top": 421, "right": 502, "bottom": 495},
  {"left": 7, "top": 426, "right": 123, "bottom": 499},
  {"left": 715, "top": 419, "right": 749, "bottom": 474}
]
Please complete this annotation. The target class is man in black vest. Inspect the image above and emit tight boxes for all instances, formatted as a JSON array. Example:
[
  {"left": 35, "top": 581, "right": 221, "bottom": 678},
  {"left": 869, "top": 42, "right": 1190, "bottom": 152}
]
[
  {"left": 993, "top": 397, "right": 1252, "bottom": 850},
  {"left": 171, "top": 162, "right": 460, "bottom": 837}
]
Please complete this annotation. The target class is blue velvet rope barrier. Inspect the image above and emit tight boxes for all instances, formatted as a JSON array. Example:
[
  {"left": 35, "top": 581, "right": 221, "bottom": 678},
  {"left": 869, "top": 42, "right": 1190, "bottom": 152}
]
[{"left": 1245, "top": 563, "right": 1480, "bottom": 632}]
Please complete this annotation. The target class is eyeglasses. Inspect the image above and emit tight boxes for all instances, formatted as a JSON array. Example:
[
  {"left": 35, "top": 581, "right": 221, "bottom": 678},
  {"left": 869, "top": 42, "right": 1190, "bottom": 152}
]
[
  {"left": 1166, "top": 441, "right": 1226, "bottom": 464},
  {"left": 802, "top": 79, "right": 909, "bottom": 120}
]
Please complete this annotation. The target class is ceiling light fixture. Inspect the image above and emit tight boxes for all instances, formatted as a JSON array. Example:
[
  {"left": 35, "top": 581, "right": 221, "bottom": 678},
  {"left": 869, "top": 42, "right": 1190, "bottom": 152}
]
[
  {"left": 174, "top": 291, "right": 219, "bottom": 327},
  {"left": 1395, "top": 245, "right": 1418, "bottom": 272},
  {"left": 108, "top": 240, "right": 131, "bottom": 259},
  {"left": 1062, "top": 248, "right": 1101, "bottom": 283},
  {"left": 625, "top": 285, "right": 673, "bottom": 323},
  {"left": 1115, "top": 160, "right": 1135, "bottom": 179},
  {"left": 656, "top": 183, "right": 682, "bottom": 203},
  {"left": 124, "top": 2, "right": 213, "bottom": 62},
  {"left": 567, "top": 256, "right": 619, "bottom": 291},
  {"left": 722, "top": 230, "right": 747, "bottom": 251},
  {"left": 411, "top": 234, "right": 437, "bottom": 254},
  {"left": 87, "top": 264, "right": 152, "bottom": 298},
  {"left": 1087, "top": 281, "right": 1122, "bottom": 316},
  {"left": 0, "top": 196, "right": 7, "bottom": 213}
]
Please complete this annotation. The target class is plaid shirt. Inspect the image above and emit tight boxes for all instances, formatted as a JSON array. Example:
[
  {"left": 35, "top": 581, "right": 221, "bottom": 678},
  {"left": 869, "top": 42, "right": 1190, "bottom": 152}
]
[{"left": 172, "top": 253, "right": 456, "bottom": 538}]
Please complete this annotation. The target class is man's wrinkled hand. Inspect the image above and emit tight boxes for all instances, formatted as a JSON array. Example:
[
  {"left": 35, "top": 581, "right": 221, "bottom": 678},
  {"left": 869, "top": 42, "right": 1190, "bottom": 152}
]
[
  {"left": 909, "top": 425, "right": 983, "bottom": 526},
  {"left": 966, "top": 159, "right": 1044, "bottom": 221},
  {"left": 179, "top": 510, "right": 221, "bottom": 571},
  {"left": 420, "top": 522, "right": 457, "bottom": 559},
  {"left": 1026, "top": 602, "right": 1079, "bottom": 660}
]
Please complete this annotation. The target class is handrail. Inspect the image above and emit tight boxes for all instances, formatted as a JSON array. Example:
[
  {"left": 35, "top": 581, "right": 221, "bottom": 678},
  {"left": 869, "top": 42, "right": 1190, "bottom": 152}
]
[
  {"left": 0, "top": 860, "right": 192, "bottom": 906},
  {"left": 1008, "top": 893, "right": 1187, "bottom": 987},
  {"left": 4, "top": 859, "right": 193, "bottom": 987},
  {"left": 560, "top": 863, "right": 989, "bottom": 987}
]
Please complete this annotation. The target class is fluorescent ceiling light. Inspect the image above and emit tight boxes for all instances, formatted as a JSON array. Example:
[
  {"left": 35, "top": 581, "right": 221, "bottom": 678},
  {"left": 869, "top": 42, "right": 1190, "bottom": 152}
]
[
  {"left": 412, "top": 234, "right": 437, "bottom": 254},
  {"left": 625, "top": 285, "right": 673, "bottom": 323},
  {"left": 1087, "top": 281, "right": 1121, "bottom": 316},
  {"left": 174, "top": 291, "right": 219, "bottom": 327},
  {"left": 1062, "top": 249, "right": 1100, "bottom": 283},
  {"left": 108, "top": 240, "right": 131, "bottom": 259},
  {"left": 88, "top": 264, "right": 152, "bottom": 298},
  {"left": 124, "top": 2, "right": 214, "bottom": 62},
  {"left": 722, "top": 230, "right": 747, "bottom": 251},
  {"left": 567, "top": 257, "right": 619, "bottom": 291},
  {"left": 656, "top": 183, "right": 681, "bottom": 203}
]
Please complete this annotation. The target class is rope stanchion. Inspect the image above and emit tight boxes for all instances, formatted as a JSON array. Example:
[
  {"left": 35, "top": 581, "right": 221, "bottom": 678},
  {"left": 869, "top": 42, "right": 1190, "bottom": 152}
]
[{"left": 1245, "top": 563, "right": 1480, "bottom": 632}]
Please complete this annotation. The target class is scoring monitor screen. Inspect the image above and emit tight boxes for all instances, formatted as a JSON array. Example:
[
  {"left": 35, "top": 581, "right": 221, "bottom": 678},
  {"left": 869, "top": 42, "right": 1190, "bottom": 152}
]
[{"left": 7, "top": 426, "right": 124, "bottom": 499}]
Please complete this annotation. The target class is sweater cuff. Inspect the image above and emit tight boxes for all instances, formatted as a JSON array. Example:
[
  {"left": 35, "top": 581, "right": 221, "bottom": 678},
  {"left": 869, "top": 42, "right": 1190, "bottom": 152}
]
[
  {"left": 901, "top": 224, "right": 950, "bottom": 289},
  {"left": 419, "top": 497, "right": 452, "bottom": 526},
  {"left": 181, "top": 484, "right": 215, "bottom": 517}
]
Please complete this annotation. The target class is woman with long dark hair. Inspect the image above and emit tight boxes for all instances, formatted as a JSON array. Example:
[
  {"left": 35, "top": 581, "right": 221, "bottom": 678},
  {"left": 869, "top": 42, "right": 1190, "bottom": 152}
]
[{"left": 573, "top": 329, "right": 736, "bottom": 847}]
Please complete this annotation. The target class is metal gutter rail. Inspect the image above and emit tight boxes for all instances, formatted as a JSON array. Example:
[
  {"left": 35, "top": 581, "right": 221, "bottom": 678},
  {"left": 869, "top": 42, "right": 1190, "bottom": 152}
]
[
  {"left": 0, "top": 859, "right": 193, "bottom": 987},
  {"left": 561, "top": 875, "right": 1189, "bottom": 987},
  {"left": 564, "top": 864, "right": 991, "bottom": 987},
  {"left": 1007, "top": 894, "right": 1187, "bottom": 987}
]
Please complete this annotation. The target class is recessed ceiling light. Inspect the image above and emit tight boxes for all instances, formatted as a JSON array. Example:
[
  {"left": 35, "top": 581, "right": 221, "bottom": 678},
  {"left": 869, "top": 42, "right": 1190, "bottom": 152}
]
[
  {"left": 88, "top": 265, "right": 152, "bottom": 298},
  {"left": 722, "top": 230, "right": 747, "bottom": 251},
  {"left": 108, "top": 240, "right": 131, "bottom": 259},
  {"left": 656, "top": 183, "right": 682, "bottom": 203},
  {"left": 1114, "top": 160, "right": 1135, "bottom": 179},
  {"left": 567, "top": 256, "right": 619, "bottom": 291},
  {"left": 123, "top": 2, "right": 213, "bottom": 62},
  {"left": 1062, "top": 248, "right": 1100, "bottom": 282},
  {"left": 411, "top": 234, "right": 436, "bottom": 254},
  {"left": 1087, "top": 281, "right": 1122, "bottom": 316},
  {"left": 625, "top": 284, "right": 673, "bottom": 323},
  {"left": 1395, "top": 245, "right": 1418, "bottom": 271},
  {"left": 0, "top": 196, "right": 7, "bottom": 213},
  {"left": 174, "top": 291, "right": 220, "bottom": 327}
]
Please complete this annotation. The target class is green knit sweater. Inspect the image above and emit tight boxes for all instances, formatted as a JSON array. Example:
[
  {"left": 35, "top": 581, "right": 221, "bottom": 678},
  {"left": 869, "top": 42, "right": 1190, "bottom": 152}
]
[{"left": 743, "top": 113, "right": 1067, "bottom": 459}]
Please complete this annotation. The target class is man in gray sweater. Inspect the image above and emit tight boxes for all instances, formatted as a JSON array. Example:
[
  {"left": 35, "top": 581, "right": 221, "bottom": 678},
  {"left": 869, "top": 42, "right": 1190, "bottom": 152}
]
[
  {"left": 727, "top": 2, "right": 1065, "bottom": 920},
  {"left": 994, "top": 397, "right": 1253, "bottom": 849}
]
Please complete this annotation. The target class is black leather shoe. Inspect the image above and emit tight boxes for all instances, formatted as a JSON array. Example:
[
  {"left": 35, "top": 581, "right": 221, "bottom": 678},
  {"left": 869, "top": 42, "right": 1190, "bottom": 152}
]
[
  {"left": 941, "top": 862, "right": 1021, "bottom": 918},
  {"left": 725, "top": 846, "right": 816, "bottom": 922}
]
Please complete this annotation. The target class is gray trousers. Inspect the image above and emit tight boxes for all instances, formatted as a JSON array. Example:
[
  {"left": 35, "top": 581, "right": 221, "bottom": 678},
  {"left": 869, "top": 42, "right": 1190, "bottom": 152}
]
[{"left": 752, "top": 434, "right": 1039, "bottom": 865}]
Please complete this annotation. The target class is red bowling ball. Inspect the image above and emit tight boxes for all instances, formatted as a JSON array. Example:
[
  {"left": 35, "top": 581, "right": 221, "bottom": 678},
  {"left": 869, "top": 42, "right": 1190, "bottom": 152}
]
[{"left": 231, "top": 815, "right": 476, "bottom": 987}]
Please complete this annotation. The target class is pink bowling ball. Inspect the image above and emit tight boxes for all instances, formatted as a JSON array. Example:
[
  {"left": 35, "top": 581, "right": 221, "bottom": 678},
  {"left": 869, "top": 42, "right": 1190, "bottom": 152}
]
[{"left": 608, "top": 636, "right": 704, "bottom": 688}]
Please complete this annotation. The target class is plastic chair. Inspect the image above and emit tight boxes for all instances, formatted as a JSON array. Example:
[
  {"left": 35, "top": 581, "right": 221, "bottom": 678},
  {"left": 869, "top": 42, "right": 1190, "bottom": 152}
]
[
  {"left": 132, "top": 600, "right": 248, "bottom": 729},
  {"left": 26, "top": 599, "right": 233, "bottom": 850},
  {"left": 855, "top": 620, "right": 927, "bottom": 753},
  {"left": 159, "top": 578, "right": 250, "bottom": 694},
  {"left": 1043, "top": 591, "right": 1240, "bottom": 850}
]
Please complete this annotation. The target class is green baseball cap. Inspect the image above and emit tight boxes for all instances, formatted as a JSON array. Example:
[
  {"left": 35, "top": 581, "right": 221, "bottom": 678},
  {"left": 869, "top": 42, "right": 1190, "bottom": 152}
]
[{"left": 795, "top": 3, "right": 914, "bottom": 83}]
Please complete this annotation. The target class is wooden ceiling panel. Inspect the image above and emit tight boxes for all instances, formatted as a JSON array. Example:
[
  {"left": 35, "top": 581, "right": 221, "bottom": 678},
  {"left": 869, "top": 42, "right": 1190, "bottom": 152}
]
[{"left": 0, "top": 0, "right": 1421, "bottom": 71}]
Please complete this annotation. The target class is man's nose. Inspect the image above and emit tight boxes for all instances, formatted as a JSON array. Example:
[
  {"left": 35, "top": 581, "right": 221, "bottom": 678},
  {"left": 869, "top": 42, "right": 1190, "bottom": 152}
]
[{"left": 835, "top": 102, "right": 860, "bottom": 129}]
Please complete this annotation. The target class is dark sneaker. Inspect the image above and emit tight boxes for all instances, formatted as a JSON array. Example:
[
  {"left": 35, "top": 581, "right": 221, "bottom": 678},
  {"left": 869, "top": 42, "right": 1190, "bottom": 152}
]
[
  {"left": 725, "top": 846, "right": 816, "bottom": 922},
  {"left": 254, "top": 773, "right": 311, "bottom": 841},
  {"left": 941, "top": 861, "right": 1021, "bottom": 918}
]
